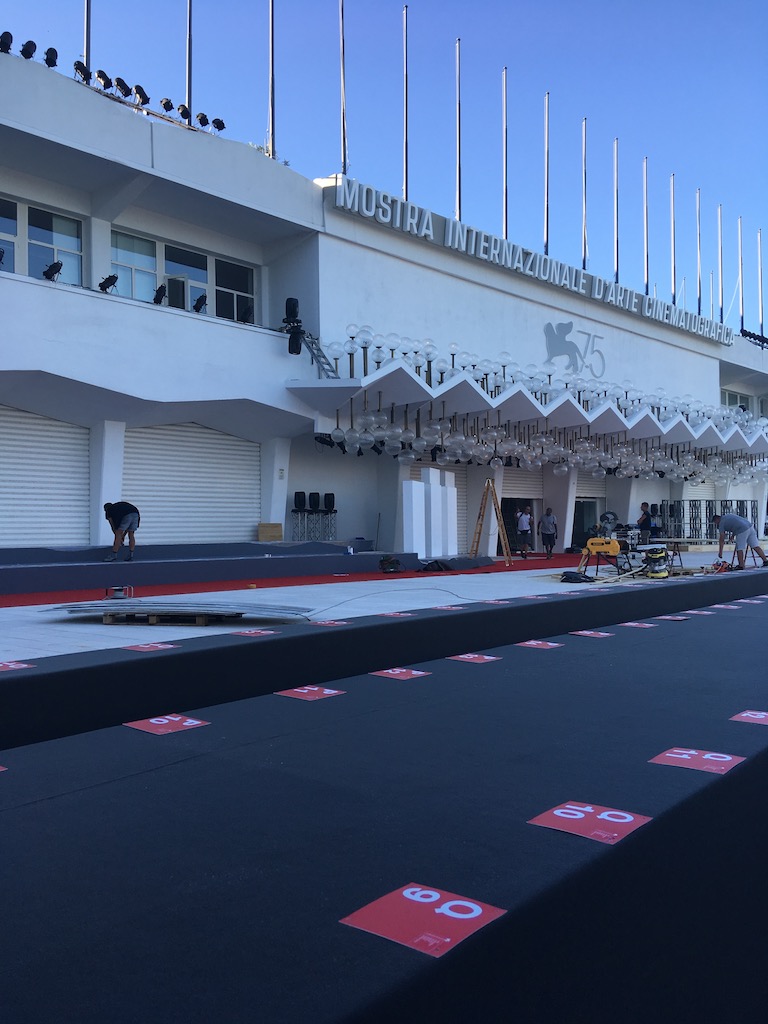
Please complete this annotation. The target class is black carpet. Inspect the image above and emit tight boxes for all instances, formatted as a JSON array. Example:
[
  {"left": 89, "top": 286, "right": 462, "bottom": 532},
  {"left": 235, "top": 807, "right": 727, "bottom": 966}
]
[{"left": 1, "top": 581, "right": 767, "bottom": 1022}]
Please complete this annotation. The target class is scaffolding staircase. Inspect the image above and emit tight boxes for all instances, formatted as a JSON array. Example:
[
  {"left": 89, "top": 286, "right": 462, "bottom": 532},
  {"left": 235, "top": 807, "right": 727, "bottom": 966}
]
[{"left": 470, "top": 478, "right": 513, "bottom": 566}]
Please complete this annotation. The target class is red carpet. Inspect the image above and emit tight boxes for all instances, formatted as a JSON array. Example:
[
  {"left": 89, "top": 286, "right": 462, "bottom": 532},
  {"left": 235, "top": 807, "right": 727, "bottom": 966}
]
[{"left": 0, "top": 554, "right": 583, "bottom": 608}]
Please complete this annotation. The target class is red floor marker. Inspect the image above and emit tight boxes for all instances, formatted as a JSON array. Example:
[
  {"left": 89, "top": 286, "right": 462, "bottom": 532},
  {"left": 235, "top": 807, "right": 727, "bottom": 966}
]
[
  {"left": 275, "top": 686, "right": 346, "bottom": 701},
  {"left": 379, "top": 612, "right": 415, "bottom": 617},
  {"left": 649, "top": 748, "right": 745, "bottom": 774},
  {"left": 685, "top": 610, "right": 715, "bottom": 615},
  {"left": 433, "top": 605, "right": 464, "bottom": 610},
  {"left": 709, "top": 604, "right": 740, "bottom": 610},
  {"left": 515, "top": 640, "right": 563, "bottom": 649},
  {"left": 312, "top": 620, "right": 350, "bottom": 626},
  {"left": 481, "top": 600, "right": 511, "bottom": 605},
  {"left": 0, "top": 765, "right": 7, "bottom": 773},
  {"left": 529, "top": 801, "right": 652, "bottom": 844},
  {"left": 619, "top": 621, "right": 657, "bottom": 628},
  {"left": 370, "top": 668, "right": 431, "bottom": 679},
  {"left": 123, "top": 642, "right": 180, "bottom": 652},
  {"left": 569, "top": 630, "right": 614, "bottom": 638},
  {"left": 124, "top": 714, "right": 210, "bottom": 735},
  {"left": 447, "top": 653, "right": 501, "bottom": 663},
  {"left": 736, "top": 599, "right": 764, "bottom": 604},
  {"left": 730, "top": 710, "right": 768, "bottom": 726},
  {"left": 340, "top": 883, "right": 506, "bottom": 957},
  {"left": 0, "top": 661, "right": 35, "bottom": 671},
  {"left": 654, "top": 615, "right": 689, "bottom": 621}
]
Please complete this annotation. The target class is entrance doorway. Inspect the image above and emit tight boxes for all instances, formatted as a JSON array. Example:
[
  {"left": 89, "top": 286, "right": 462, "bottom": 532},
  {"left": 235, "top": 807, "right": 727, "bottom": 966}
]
[
  {"left": 572, "top": 500, "right": 599, "bottom": 549},
  {"left": 500, "top": 498, "right": 537, "bottom": 554}
]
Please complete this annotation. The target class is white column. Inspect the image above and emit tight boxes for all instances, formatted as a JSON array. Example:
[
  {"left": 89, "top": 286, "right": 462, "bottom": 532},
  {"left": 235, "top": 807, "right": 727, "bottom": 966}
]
[
  {"left": 401, "top": 478, "right": 426, "bottom": 557},
  {"left": 542, "top": 463, "right": 578, "bottom": 550},
  {"left": 90, "top": 420, "right": 125, "bottom": 544},
  {"left": 261, "top": 437, "right": 292, "bottom": 531}
]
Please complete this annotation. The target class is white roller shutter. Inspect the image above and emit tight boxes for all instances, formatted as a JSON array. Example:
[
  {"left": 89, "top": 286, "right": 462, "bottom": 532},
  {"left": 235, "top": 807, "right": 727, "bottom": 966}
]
[
  {"left": 123, "top": 423, "right": 261, "bottom": 543},
  {"left": 500, "top": 465, "right": 544, "bottom": 499},
  {"left": 0, "top": 405, "right": 89, "bottom": 546},
  {"left": 408, "top": 463, "right": 468, "bottom": 554},
  {"left": 683, "top": 480, "right": 716, "bottom": 501},
  {"left": 576, "top": 470, "right": 608, "bottom": 498}
]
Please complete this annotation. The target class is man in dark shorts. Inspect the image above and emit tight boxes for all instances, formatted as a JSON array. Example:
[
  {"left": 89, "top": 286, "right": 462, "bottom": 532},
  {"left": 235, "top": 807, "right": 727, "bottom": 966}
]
[{"left": 103, "top": 501, "right": 140, "bottom": 561}]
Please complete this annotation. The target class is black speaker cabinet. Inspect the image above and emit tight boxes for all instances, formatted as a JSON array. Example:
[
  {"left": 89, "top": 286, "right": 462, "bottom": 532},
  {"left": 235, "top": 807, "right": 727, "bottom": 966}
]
[
  {"left": 309, "top": 492, "right": 320, "bottom": 511},
  {"left": 324, "top": 492, "right": 335, "bottom": 511},
  {"left": 294, "top": 491, "right": 306, "bottom": 510}
]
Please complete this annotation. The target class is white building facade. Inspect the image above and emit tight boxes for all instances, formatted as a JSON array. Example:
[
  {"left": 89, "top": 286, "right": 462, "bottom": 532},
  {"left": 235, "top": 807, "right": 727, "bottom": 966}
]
[{"left": 2, "top": 55, "right": 768, "bottom": 555}]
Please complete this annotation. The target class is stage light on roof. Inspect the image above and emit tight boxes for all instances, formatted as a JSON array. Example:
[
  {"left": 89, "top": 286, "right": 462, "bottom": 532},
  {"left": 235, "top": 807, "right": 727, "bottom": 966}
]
[
  {"left": 20, "top": 40, "right": 36, "bottom": 60},
  {"left": 42, "top": 261, "right": 63, "bottom": 282},
  {"left": 132, "top": 84, "right": 150, "bottom": 106},
  {"left": 74, "top": 60, "right": 91, "bottom": 84},
  {"left": 0, "top": 32, "right": 12, "bottom": 54},
  {"left": 177, "top": 103, "right": 191, "bottom": 122},
  {"left": 44, "top": 47, "right": 57, "bottom": 68},
  {"left": 195, "top": 112, "right": 209, "bottom": 128},
  {"left": 95, "top": 69, "right": 112, "bottom": 90},
  {"left": 212, "top": 118, "right": 225, "bottom": 132},
  {"left": 160, "top": 97, "right": 174, "bottom": 112},
  {"left": 114, "top": 77, "right": 131, "bottom": 97}
]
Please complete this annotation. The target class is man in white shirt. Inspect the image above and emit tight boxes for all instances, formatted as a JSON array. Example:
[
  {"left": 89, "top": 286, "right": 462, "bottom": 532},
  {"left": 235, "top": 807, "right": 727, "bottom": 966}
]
[{"left": 516, "top": 506, "right": 533, "bottom": 559}]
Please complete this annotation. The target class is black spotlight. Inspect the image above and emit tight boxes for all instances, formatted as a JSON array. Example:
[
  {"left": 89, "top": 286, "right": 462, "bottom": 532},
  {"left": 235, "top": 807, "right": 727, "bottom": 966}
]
[
  {"left": 44, "top": 47, "right": 57, "bottom": 68},
  {"left": 159, "top": 97, "right": 174, "bottom": 112},
  {"left": 314, "top": 434, "right": 335, "bottom": 448},
  {"left": 95, "top": 69, "right": 112, "bottom": 90},
  {"left": 42, "top": 260, "right": 63, "bottom": 282},
  {"left": 192, "top": 293, "right": 207, "bottom": 313},
  {"left": 74, "top": 60, "right": 91, "bottom": 84},
  {"left": 0, "top": 32, "right": 12, "bottom": 54},
  {"left": 20, "top": 40, "right": 36, "bottom": 60},
  {"left": 211, "top": 117, "right": 225, "bottom": 132},
  {"left": 177, "top": 103, "right": 191, "bottom": 121},
  {"left": 0, "top": 247, "right": 5, "bottom": 265},
  {"left": 283, "top": 297, "right": 304, "bottom": 355},
  {"left": 237, "top": 303, "right": 253, "bottom": 324},
  {"left": 133, "top": 84, "right": 150, "bottom": 106},
  {"left": 153, "top": 284, "right": 166, "bottom": 305},
  {"left": 195, "top": 112, "right": 209, "bottom": 128},
  {"left": 114, "top": 77, "right": 131, "bottom": 97},
  {"left": 98, "top": 274, "right": 118, "bottom": 292}
]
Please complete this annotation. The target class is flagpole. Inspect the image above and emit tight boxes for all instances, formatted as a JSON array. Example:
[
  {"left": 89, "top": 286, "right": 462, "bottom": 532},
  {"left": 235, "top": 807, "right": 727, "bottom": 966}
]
[
  {"left": 694, "top": 188, "right": 701, "bottom": 314},
  {"left": 339, "top": 0, "right": 348, "bottom": 176},
  {"left": 643, "top": 157, "right": 649, "bottom": 296},
  {"left": 738, "top": 215, "right": 744, "bottom": 332},
  {"left": 502, "top": 66, "right": 508, "bottom": 240},
  {"left": 185, "top": 0, "right": 193, "bottom": 123},
  {"left": 613, "top": 138, "right": 619, "bottom": 284},
  {"left": 455, "top": 37, "right": 461, "bottom": 221},
  {"left": 759, "top": 228, "right": 764, "bottom": 336},
  {"left": 543, "top": 92, "right": 549, "bottom": 255},
  {"left": 267, "top": 0, "right": 275, "bottom": 158},
  {"left": 670, "top": 173, "right": 676, "bottom": 305},
  {"left": 83, "top": 0, "right": 91, "bottom": 69},
  {"left": 718, "top": 204, "right": 724, "bottom": 323},
  {"left": 402, "top": 5, "right": 408, "bottom": 200},
  {"left": 581, "top": 117, "right": 587, "bottom": 271}
]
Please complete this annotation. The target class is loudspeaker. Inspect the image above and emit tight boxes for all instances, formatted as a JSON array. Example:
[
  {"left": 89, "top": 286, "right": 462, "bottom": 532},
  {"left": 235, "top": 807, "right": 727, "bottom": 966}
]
[
  {"left": 650, "top": 503, "right": 659, "bottom": 515},
  {"left": 294, "top": 491, "right": 306, "bottom": 510},
  {"left": 324, "top": 492, "right": 335, "bottom": 511},
  {"left": 309, "top": 492, "right": 320, "bottom": 511}
]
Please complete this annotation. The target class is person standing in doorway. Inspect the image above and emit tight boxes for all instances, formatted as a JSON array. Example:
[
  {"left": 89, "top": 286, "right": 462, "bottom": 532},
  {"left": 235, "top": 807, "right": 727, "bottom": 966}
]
[
  {"left": 637, "top": 502, "right": 652, "bottom": 544},
  {"left": 103, "top": 501, "right": 140, "bottom": 561},
  {"left": 538, "top": 507, "right": 558, "bottom": 559},
  {"left": 516, "top": 505, "right": 533, "bottom": 559},
  {"left": 713, "top": 513, "right": 768, "bottom": 570}
]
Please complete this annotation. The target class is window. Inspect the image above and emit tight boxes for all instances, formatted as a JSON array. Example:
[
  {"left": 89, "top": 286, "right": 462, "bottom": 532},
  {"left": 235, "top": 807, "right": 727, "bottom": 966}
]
[
  {"left": 721, "top": 390, "right": 752, "bottom": 413},
  {"left": 165, "top": 244, "right": 207, "bottom": 311},
  {"left": 215, "top": 258, "right": 254, "bottom": 323},
  {"left": 28, "top": 207, "right": 82, "bottom": 285},
  {"left": 111, "top": 231, "right": 157, "bottom": 301},
  {"left": 0, "top": 198, "right": 16, "bottom": 273}
]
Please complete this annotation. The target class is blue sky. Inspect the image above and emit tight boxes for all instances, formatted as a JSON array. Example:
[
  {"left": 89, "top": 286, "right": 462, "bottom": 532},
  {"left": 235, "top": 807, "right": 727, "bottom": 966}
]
[{"left": 5, "top": 0, "right": 767, "bottom": 330}]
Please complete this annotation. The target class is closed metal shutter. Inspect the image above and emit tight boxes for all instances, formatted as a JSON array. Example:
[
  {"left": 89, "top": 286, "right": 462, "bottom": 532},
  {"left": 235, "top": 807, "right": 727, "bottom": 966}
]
[
  {"left": 408, "top": 463, "right": 468, "bottom": 554},
  {"left": 682, "top": 480, "right": 716, "bottom": 501},
  {"left": 123, "top": 423, "right": 261, "bottom": 543},
  {"left": 501, "top": 465, "right": 544, "bottom": 499},
  {"left": 0, "top": 405, "right": 90, "bottom": 546},
  {"left": 576, "top": 470, "right": 608, "bottom": 498}
]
